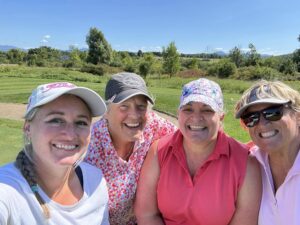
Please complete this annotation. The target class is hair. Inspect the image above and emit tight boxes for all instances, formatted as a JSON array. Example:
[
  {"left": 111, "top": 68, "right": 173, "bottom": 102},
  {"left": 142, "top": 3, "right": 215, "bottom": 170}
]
[
  {"left": 15, "top": 107, "right": 50, "bottom": 219},
  {"left": 235, "top": 80, "right": 300, "bottom": 115}
]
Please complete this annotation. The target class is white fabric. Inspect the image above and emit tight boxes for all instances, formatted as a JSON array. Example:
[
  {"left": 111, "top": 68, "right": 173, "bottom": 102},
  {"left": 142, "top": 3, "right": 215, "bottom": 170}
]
[
  {"left": 0, "top": 162, "right": 109, "bottom": 225},
  {"left": 251, "top": 147, "right": 300, "bottom": 225}
]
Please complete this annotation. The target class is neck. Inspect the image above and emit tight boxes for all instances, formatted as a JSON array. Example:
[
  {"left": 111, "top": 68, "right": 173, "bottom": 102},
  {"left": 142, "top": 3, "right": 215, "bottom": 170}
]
[
  {"left": 268, "top": 139, "right": 300, "bottom": 191},
  {"left": 113, "top": 140, "right": 135, "bottom": 161},
  {"left": 35, "top": 165, "right": 83, "bottom": 205},
  {"left": 183, "top": 138, "right": 217, "bottom": 177}
]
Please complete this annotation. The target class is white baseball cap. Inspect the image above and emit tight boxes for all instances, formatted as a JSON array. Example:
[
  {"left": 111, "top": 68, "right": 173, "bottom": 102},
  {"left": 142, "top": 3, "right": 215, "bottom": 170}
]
[{"left": 25, "top": 82, "right": 106, "bottom": 118}]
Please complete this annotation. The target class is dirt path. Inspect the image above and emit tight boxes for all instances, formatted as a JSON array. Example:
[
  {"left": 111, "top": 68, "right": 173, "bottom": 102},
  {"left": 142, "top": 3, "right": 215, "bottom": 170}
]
[{"left": 0, "top": 103, "right": 178, "bottom": 126}]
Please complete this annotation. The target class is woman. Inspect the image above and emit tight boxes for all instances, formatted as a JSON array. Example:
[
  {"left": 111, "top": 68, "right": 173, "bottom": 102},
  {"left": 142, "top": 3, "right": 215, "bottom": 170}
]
[
  {"left": 0, "top": 82, "right": 109, "bottom": 225},
  {"left": 85, "top": 72, "right": 177, "bottom": 225},
  {"left": 235, "top": 80, "right": 300, "bottom": 225},
  {"left": 135, "top": 78, "right": 261, "bottom": 225}
]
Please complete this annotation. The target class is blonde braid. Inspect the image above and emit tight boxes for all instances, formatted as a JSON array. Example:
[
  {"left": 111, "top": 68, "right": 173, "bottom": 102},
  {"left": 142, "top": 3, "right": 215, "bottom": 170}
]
[{"left": 15, "top": 150, "right": 50, "bottom": 219}]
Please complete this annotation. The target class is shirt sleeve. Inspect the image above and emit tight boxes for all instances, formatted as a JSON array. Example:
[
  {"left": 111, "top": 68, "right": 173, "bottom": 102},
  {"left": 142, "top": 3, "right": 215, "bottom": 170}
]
[{"left": 0, "top": 188, "right": 10, "bottom": 224}]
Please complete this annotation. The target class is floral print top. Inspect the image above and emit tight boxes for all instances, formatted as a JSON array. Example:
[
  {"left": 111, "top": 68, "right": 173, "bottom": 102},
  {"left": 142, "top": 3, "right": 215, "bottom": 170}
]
[{"left": 85, "top": 111, "right": 177, "bottom": 225}]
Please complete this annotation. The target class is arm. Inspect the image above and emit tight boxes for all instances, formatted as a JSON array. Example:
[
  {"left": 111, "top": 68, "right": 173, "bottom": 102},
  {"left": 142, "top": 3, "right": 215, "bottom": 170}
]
[
  {"left": 134, "top": 141, "right": 165, "bottom": 225},
  {"left": 229, "top": 156, "right": 262, "bottom": 225}
]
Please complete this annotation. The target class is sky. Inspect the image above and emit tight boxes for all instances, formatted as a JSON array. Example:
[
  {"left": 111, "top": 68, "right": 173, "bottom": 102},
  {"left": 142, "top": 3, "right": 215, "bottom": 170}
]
[{"left": 1, "top": 0, "right": 300, "bottom": 55}]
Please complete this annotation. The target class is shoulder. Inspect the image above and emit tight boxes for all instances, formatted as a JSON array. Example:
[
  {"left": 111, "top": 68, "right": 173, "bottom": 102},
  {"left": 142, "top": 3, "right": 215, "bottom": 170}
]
[
  {"left": 145, "top": 111, "right": 177, "bottom": 139},
  {"left": 79, "top": 162, "right": 108, "bottom": 194},
  {"left": 80, "top": 162, "right": 104, "bottom": 177},
  {"left": 0, "top": 163, "right": 30, "bottom": 199},
  {"left": 147, "top": 111, "right": 176, "bottom": 127},
  {"left": 224, "top": 133, "right": 249, "bottom": 156}
]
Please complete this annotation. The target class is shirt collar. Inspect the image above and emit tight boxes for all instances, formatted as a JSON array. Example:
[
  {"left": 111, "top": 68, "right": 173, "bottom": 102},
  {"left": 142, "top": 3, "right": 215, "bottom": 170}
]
[{"left": 169, "top": 130, "right": 230, "bottom": 161}]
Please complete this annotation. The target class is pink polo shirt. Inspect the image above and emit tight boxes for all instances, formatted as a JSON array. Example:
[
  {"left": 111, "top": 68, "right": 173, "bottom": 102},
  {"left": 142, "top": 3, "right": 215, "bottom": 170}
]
[{"left": 157, "top": 130, "right": 249, "bottom": 225}]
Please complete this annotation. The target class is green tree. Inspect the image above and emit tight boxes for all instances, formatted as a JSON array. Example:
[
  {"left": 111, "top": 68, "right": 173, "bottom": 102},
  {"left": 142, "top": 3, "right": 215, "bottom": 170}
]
[
  {"left": 162, "top": 42, "right": 180, "bottom": 77},
  {"left": 86, "top": 27, "right": 112, "bottom": 65},
  {"left": 122, "top": 53, "right": 136, "bottom": 72},
  {"left": 293, "top": 49, "right": 300, "bottom": 72},
  {"left": 6, "top": 49, "right": 26, "bottom": 64},
  {"left": 137, "top": 50, "right": 143, "bottom": 57},
  {"left": 138, "top": 53, "right": 155, "bottom": 77},
  {"left": 63, "top": 45, "right": 83, "bottom": 68},
  {"left": 279, "top": 58, "right": 296, "bottom": 75},
  {"left": 245, "top": 43, "right": 260, "bottom": 66},
  {"left": 26, "top": 46, "right": 61, "bottom": 66},
  {"left": 228, "top": 46, "right": 243, "bottom": 67}
]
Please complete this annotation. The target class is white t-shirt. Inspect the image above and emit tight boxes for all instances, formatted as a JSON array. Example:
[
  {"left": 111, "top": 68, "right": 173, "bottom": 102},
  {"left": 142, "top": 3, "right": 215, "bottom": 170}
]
[{"left": 0, "top": 162, "right": 109, "bottom": 225}]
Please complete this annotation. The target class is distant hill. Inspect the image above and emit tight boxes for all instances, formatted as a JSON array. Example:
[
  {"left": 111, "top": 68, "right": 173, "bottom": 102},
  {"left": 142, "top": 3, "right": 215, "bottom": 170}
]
[{"left": 0, "top": 45, "right": 26, "bottom": 52}]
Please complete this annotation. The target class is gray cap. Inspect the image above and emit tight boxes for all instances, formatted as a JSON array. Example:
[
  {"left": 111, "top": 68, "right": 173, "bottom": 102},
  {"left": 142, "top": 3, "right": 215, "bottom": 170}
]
[
  {"left": 235, "top": 85, "right": 289, "bottom": 118},
  {"left": 105, "top": 72, "right": 154, "bottom": 104}
]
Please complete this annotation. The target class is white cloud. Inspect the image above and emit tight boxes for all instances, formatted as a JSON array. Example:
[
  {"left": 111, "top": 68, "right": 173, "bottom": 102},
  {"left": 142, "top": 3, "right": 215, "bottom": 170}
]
[
  {"left": 43, "top": 35, "right": 51, "bottom": 39},
  {"left": 40, "top": 39, "right": 49, "bottom": 43}
]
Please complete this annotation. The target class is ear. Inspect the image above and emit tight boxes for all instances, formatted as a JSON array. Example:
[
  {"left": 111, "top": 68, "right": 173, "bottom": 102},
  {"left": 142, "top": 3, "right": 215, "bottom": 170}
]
[
  {"left": 219, "top": 112, "right": 225, "bottom": 122},
  {"left": 296, "top": 112, "right": 300, "bottom": 128},
  {"left": 23, "top": 122, "right": 31, "bottom": 136}
]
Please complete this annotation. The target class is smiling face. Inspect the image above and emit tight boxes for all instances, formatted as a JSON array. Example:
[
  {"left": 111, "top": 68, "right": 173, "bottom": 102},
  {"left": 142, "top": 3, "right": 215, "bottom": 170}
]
[
  {"left": 178, "top": 102, "right": 224, "bottom": 145},
  {"left": 245, "top": 103, "right": 300, "bottom": 154},
  {"left": 25, "top": 95, "right": 92, "bottom": 170},
  {"left": 105, "top": 95, "right": 148, "bottom": 145}
]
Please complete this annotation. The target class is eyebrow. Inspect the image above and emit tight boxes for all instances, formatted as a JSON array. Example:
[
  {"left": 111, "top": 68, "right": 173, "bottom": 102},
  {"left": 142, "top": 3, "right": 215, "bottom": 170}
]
[{"left": 45, "top": 111, "right": 90, "bottom": 119}]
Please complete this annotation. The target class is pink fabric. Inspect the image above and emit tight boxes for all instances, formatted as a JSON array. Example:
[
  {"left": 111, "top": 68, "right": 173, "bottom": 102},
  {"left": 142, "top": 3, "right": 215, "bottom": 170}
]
[
  {"left": 85, "top": 111, "right": 177, "bottom": 225},
  {"left": 157, "top": 130, "right": 249, "bottom": 225}
]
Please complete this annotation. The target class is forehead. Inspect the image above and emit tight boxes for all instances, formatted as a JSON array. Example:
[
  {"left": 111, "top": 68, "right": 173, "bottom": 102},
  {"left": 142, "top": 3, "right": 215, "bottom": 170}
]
[
  {"left": 122, "top": 95, "right": 148, "bottom": 104},
  {"left": 182, "top": 101, "right": 213, "bottom": 109},
  {"left": 41, "top": 95, "right": 90, "bottom": 112}
]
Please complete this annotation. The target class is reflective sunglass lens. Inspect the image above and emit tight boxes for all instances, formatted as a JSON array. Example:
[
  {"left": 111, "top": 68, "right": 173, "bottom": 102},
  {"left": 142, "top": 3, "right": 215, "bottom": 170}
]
[{"left": 263, "top": 107, "right": 283, "bottom": 121}]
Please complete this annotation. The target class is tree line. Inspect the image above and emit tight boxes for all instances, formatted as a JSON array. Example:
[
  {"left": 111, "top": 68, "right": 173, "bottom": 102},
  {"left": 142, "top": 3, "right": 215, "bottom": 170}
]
[{"left": 1, "top": 28, "right": 300, "bottom": 81}]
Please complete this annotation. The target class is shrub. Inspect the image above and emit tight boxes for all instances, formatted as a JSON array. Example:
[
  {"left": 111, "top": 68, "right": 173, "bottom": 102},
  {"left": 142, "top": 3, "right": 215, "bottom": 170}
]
[
  {"left": 177, "top": 69, "right": 206, "bottom": 78},
  {"left": 207, "top": 59, "right": 236, "bottom": 78},
  {"left": 233, "top": 66, "right": 281, "bottom": 80},
  {"left": 80, "top": 64, "right": 104, "bottom": 76}
]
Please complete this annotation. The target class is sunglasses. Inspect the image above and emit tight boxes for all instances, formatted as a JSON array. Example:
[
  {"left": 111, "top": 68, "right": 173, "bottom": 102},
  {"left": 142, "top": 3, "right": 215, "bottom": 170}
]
[{"left": 241, "top": 104, "right": 289, "bottom": 128}]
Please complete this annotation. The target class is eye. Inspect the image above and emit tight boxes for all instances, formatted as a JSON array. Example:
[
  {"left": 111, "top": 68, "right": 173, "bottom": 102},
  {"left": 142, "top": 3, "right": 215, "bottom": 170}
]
[
  {"left": 75, "top": 120, "right": 90, "bottom": 127},
  {"left": 119, "top": 104, "right": 129, "bottom": 111},
  {"left": 202, "top": 109, "right": 214, "bottom": 113},
  {"left": 181, "top": 107, "right": 193, "bottom": 112},
  {"left": 137, "top": 104, "right": 147, "bottom": 111},
  {"left": 46, "top": 118, "right": 64, "bottom": 125}
]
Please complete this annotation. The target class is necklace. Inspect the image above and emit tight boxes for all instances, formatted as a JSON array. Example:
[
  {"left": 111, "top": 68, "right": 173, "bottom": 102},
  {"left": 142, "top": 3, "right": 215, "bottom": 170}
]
[{"left": 121, "top": 143, "right": 134, "bottom": 161}]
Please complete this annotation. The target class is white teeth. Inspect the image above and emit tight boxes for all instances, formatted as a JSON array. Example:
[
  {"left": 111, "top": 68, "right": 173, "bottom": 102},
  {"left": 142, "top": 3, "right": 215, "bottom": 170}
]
[
  {"left": 126, "top": 123, "right": 139, "bottom": 128},
  {"left": 189, "top": 125, "right": 205, "bottom": 130},
  {"left": 260, "top": 130, "right": 276, "bottom": 138},
  {"left": 55, "top": 144, "right": 77, "bottom": 150}
]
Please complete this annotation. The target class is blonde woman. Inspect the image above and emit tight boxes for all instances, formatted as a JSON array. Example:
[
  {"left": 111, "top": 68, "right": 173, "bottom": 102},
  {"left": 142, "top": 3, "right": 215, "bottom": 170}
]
[
  {"left": 0, "top": 82, "right": 109, "bottom": 225},
  {"left": 235, "top": 80, "right": 300, "bottom": 225}
]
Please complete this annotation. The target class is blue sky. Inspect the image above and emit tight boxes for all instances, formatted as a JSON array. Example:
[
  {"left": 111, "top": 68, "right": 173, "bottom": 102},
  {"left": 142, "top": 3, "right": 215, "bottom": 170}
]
[{"left": 1, "top": 0, "right": 299, "bottom": 55}]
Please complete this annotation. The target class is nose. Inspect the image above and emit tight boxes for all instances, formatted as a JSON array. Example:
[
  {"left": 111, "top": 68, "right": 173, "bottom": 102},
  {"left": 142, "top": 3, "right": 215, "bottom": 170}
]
[
  {"left": 61, "top": 123, "right": 77, "bottom": 139},
  {"left": 257, "top": 114, "right": 269, "bottom": 126},
  {"left": 128, "top": 107, "right": 143, "bottom": 118}
]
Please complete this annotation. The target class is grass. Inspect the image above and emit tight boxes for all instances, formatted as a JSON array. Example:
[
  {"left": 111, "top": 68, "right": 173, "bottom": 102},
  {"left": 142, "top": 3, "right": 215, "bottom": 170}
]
[
  {"left": 1, "top": 65, "right": 299, "bottom": 165},
  {"left": 0, "top": 119, "right": 23, "bottom": 165}
]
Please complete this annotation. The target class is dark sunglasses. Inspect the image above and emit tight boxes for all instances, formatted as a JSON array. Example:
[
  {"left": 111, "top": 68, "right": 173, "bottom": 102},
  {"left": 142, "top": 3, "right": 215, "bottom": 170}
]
[{"left": 241, "top": 104, "right": 289, "bottom": 128}]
